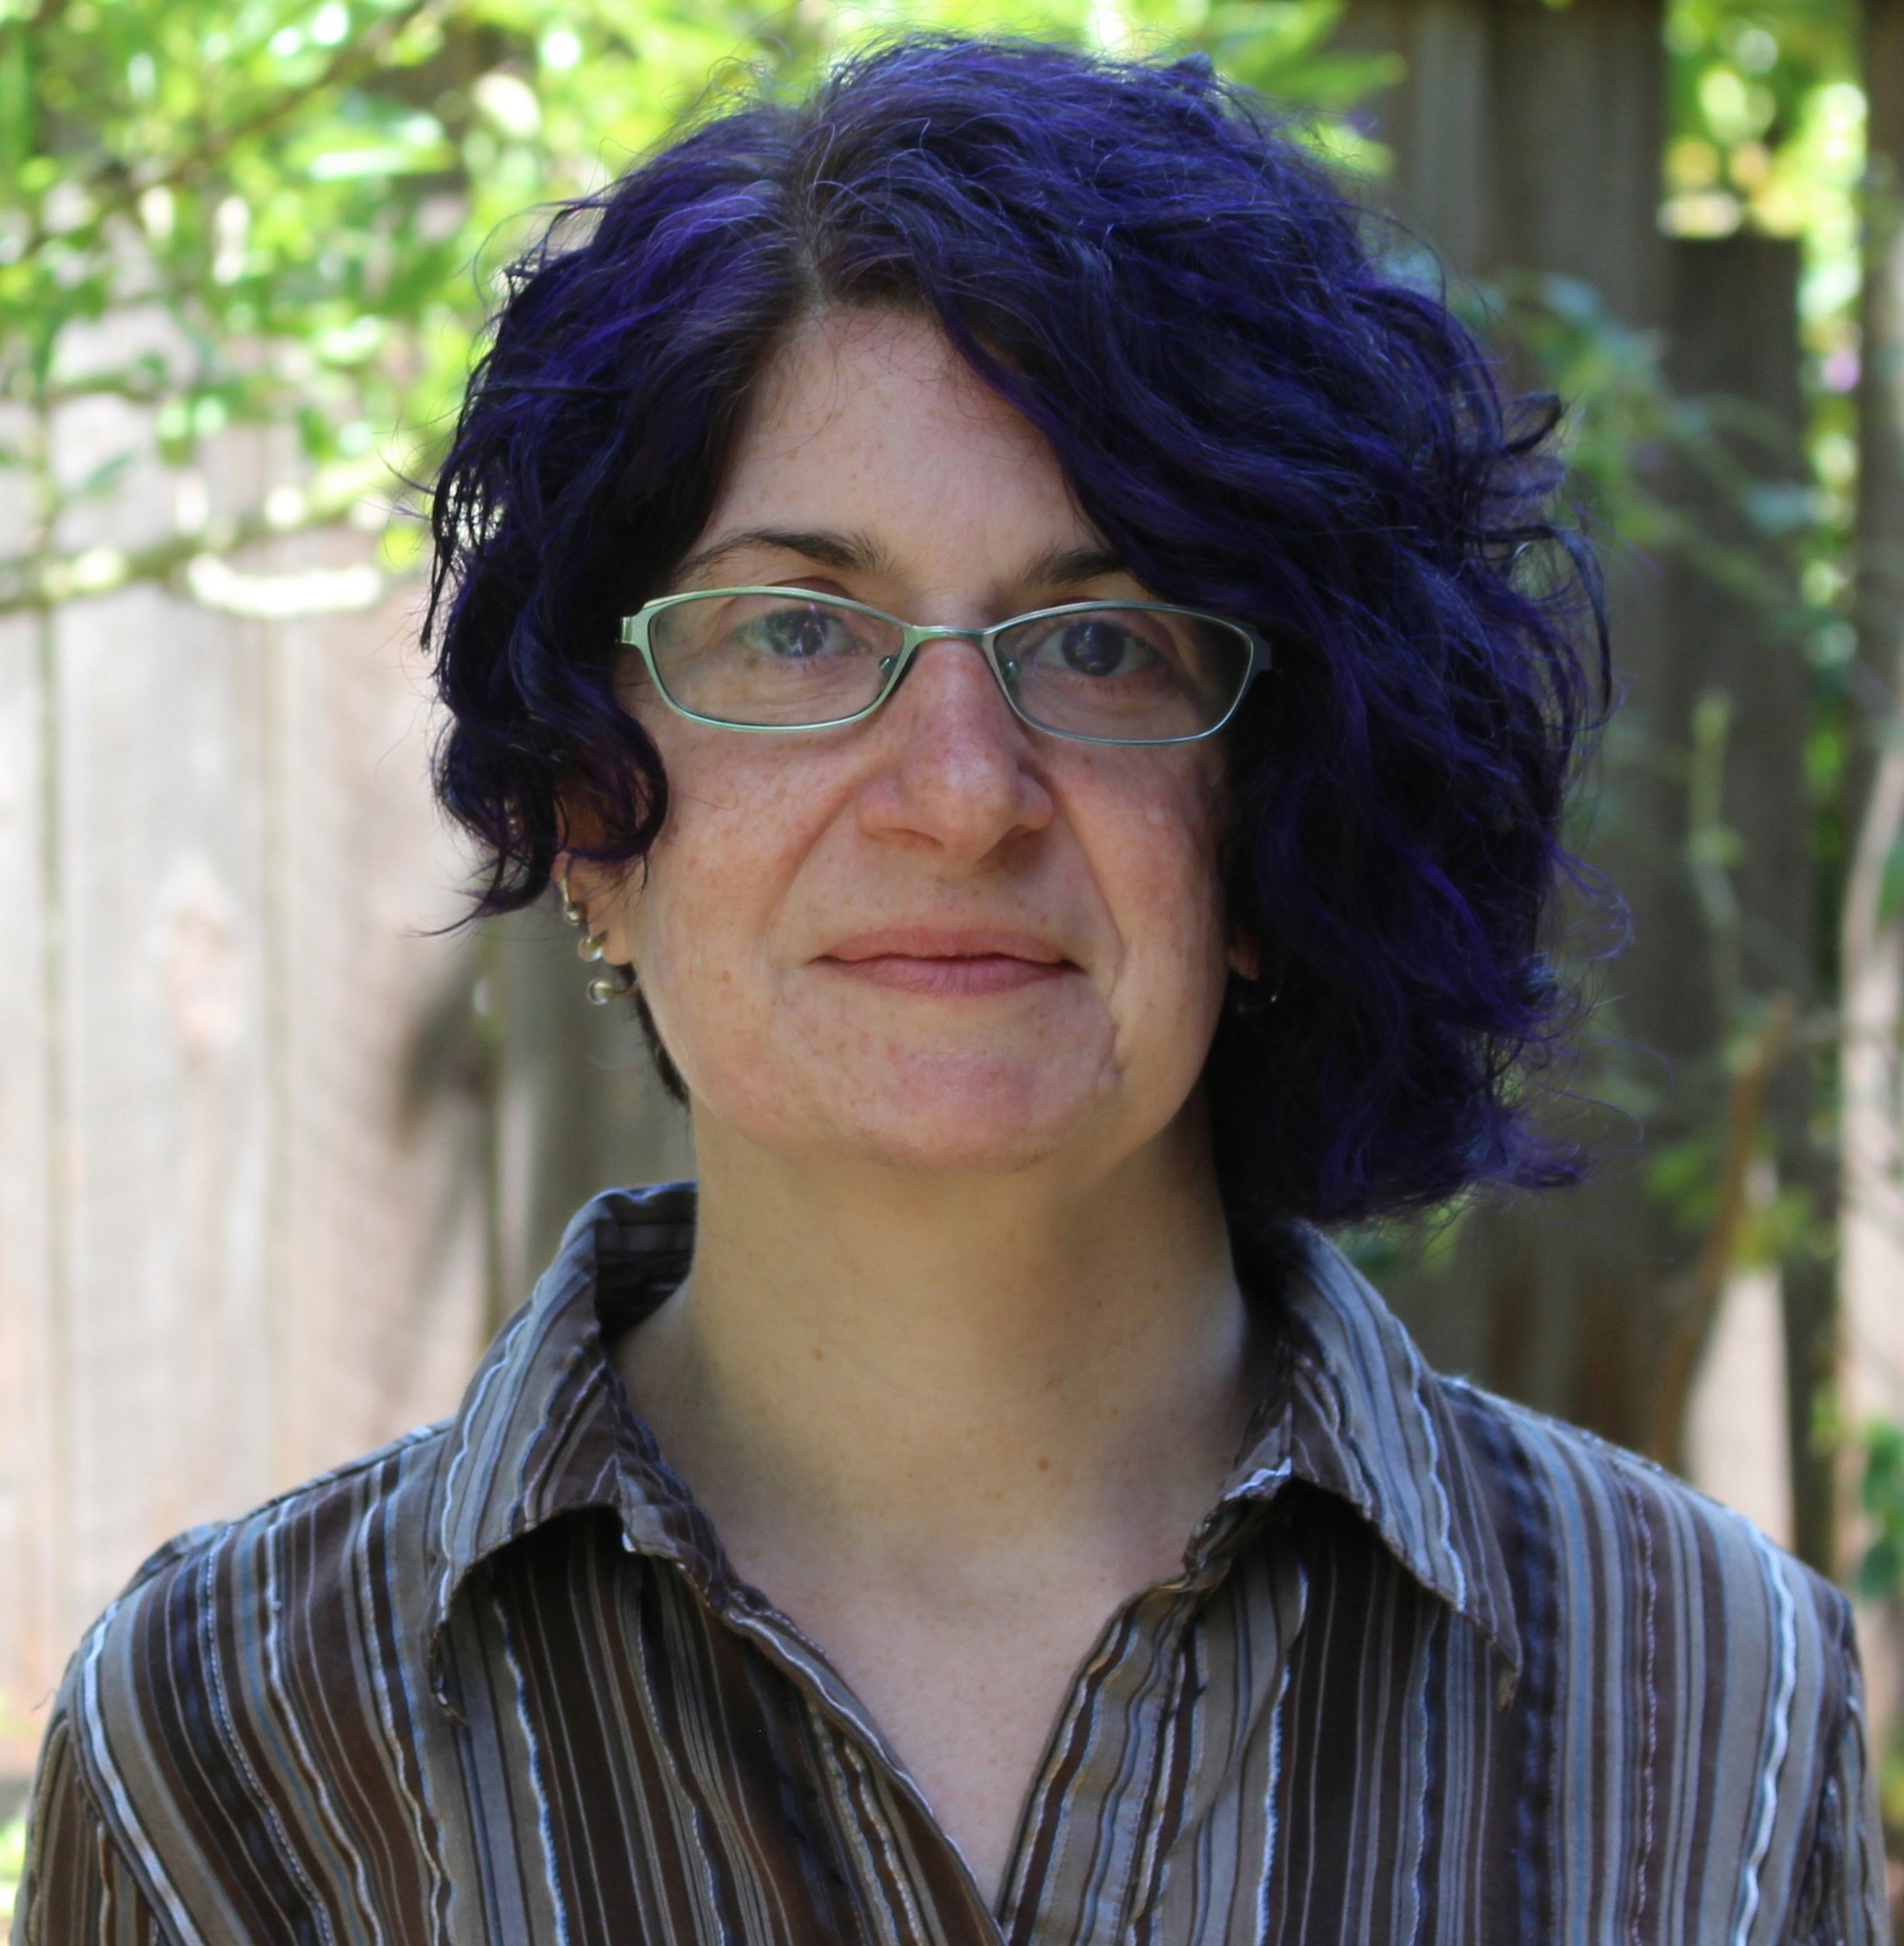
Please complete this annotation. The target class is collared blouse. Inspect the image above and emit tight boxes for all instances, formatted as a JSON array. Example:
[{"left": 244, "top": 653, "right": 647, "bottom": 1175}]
[{"left": 17, "top": 1182, "right": 1888, "bottom": 1944}]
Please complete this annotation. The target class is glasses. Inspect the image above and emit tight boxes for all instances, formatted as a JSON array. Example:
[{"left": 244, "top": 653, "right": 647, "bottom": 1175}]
[{"left": 619, "top": 587, "right": 1270, "bottom": 746}]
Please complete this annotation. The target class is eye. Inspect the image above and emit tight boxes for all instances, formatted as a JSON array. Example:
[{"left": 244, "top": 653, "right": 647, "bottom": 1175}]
[
  {"left": 1023, "top": 615, "right": 1162, "bottom": 679},
  {"left": 733, "top": 601, "right": 870, "bottom": 661}
]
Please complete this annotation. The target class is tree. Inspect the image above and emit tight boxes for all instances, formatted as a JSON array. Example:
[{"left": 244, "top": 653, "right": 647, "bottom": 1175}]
[{"left": 0, "top": 0, "right": 1383, "bottom": 629}]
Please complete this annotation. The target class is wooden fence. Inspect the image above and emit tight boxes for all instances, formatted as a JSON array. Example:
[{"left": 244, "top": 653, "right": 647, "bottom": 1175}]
[
  {"left": 3, "top": 0, "right": 1898, "bottom": 1803},
  {"left": 0, "top": 506, "right": 688, "bottom": 1784}
]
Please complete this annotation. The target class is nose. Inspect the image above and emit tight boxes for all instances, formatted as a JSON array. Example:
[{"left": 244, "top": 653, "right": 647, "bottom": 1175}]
[{"left": 854, "top": 636, "right": 1054, "bottom": 861}]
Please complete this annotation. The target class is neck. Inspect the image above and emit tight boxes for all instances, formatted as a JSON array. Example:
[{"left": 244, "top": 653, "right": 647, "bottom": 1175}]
[{"left": 614, "top": 1108, "right": 1256, "bottom": 1581}]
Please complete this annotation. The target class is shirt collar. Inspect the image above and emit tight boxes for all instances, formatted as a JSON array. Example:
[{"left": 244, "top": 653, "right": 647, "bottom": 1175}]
[
  {"left": 425, "top": 1182, "right": 704, "bottom": 1704},
  {"left": 426, "top": 1183, "right": 1519, "bottom": 1697},
  {"left": 1211, "top": 1223, "right": 1521, "bottom": 1676}
]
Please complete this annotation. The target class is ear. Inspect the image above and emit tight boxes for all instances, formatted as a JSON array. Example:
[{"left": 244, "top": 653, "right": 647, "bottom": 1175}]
[
  {"left": 554, "top": 787, "right": 643, "bottom": 964},
  {"left": 555, "top": 846, "right": 611, "bottom": 908},
  {"left": 553, "top": 799, "right": 596, "bottom": 912},
  {"left": 555, "top": 852, "right": 640, "bottom": 962},
  {"left": 1227, "top": 924, "right": 1261, "bottom": 983}
]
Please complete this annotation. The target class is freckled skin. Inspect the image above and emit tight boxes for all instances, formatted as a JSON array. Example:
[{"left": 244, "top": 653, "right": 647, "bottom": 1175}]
[
  {"left": 589, "top": 310, "right": 1239, "bottom": 1183},
  {"left": 568, "top": 308, "right": 1258, "bottom": 1906}
]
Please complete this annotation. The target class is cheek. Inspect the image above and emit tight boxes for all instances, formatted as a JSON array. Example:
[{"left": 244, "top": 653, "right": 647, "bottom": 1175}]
[
  {"left": 618, "top": 736, "right": 814, "bottom": 1014},
  {"left": 1149, "top": 837, "right": 1233, "bottom": 1017},
  {"left": 1119, "top": 749, "right": 1229, "bottom": 916},
  {"left": 1073, "top": 754, "right": 1234, "bottom": 1045}
]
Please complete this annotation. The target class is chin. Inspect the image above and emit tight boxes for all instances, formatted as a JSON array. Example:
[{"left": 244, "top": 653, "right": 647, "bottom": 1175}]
[
  {"left": 738, "top": 1048, "right": 1117, "bottom": 1177},
  {"left": 823, "top": 1113, "right": 1075, "bottom": 1177}
]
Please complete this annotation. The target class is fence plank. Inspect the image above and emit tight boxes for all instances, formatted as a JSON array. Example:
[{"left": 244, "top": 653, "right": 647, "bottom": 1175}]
[
  {"left": 0, "top": 546, "right": 491, "bottom": 1782},
  {"left": 0, "top": 610, "right": 62, "bottom": 1779},
  {"left": 264, "top": 564, "right": 491, "bottom": 1482}
]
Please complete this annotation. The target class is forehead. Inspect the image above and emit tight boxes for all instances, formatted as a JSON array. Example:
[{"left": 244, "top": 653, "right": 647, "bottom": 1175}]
[{"left": 700, "top": 309, "right": 1098, "bottom": 585}]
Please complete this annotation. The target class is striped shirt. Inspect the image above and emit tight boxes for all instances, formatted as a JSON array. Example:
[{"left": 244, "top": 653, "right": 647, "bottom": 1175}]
[{"left": 18, "top": 1181, "right": 1888, "bottom": 1944}]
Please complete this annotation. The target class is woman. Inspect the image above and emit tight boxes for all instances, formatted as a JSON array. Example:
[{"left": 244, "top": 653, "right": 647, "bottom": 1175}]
[{"left": 20, "top": 36, "right": 1883, "bottom": 1945}]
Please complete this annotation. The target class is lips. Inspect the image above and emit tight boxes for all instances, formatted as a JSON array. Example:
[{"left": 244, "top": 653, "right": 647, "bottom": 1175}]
[{"left": 819, "top": 927, "right": 1076, "bottom": 996}]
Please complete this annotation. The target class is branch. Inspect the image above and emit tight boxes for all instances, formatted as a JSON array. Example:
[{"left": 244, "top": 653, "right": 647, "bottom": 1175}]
[
  {"left": 1645, "top": 993, "right": 1799, "bottom": 1469},
  {"left": 10, "top": 0, "right": 446, "bottom": 272},
  {"left": 0, "top": 459, "right": 400, "bottom": 615}
]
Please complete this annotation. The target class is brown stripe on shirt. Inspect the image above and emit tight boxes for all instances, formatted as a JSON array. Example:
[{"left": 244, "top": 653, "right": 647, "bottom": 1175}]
[{"left": 17, "top": 1182, "right": 1888, "bottom": 1943}]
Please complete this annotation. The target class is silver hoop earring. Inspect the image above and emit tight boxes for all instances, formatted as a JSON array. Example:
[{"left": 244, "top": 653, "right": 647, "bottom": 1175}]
[
  {"left": 558, "top": 869, "right": 638, "bottom": 1005},
  {"left": 585, "top": 966, "right": 637, "bottom": 1005}
]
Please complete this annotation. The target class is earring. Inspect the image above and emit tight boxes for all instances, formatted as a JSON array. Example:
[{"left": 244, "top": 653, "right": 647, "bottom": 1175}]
[
  {"left": 585, "top": 966, "right": 637, "bottom": 1006},
  {"left": 1225, "top": 971, "right": 1282, "bottom": 1021},
  {"left": 558, "top": 868, "right": 638, "bottom": 1005}
]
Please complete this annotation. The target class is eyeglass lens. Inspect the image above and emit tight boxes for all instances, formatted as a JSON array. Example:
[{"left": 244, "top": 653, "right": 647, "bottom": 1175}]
[{"left": 643, "top": 592, "right": 1253, "bottom": 742}]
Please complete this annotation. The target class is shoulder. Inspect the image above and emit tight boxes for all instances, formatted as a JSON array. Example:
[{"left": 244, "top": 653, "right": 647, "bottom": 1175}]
[
  {"left": 1439, "top": 1368, "right": 1854, "bottom": 1669},
  {"left": 1269, "top": 1223, "right": 1855, "bottom": 1693},
  {"left": 1434, "top": 1372, "right": 1876, "bottom": 1935},
  {"left": 1265, "top": 1221, "right": 1884, "bottom": 1938},
  {"left": 38, "top": 1421, "right": 457, "bottom": 1936},
  {"left": 78, "top": 1415, "right": 453, "bottom": 1672}
]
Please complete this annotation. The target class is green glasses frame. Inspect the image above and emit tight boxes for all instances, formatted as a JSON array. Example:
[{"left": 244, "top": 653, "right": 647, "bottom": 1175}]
[{"left": 619, "top": 586, "right": 1273, "bottom": 747}]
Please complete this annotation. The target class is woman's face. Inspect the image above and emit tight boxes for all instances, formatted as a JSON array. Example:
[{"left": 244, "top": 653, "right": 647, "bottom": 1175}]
[{"left": 592, "top": 308, "right": 1241, "bottom": 1181}]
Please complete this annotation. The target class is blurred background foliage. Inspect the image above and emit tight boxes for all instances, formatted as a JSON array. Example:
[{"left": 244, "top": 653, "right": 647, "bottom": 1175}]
[
  {"left": 0, "top": 0, "right": 1862, "bottom": 595},
  {"left": 2, "top": 0, "right": 1899, "bottom": 1907},
  {"left": 0, "top": 0, "right": 1390, "bottom": 621}
]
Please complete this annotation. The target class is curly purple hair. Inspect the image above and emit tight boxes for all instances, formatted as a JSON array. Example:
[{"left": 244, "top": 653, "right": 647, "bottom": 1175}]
[{"left": 426, "top": 34, "right": 1607, "bottom": 1230}]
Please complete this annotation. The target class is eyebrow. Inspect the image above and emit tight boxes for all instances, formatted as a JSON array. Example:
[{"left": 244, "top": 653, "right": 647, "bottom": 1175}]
[
  {"left": 1020, "top": 541, "right": 1129, "bottom": 586},
  {"left": 668, "top": 526, "right": 1129, "bottom": 591},
  {"left": 671, "top": 527, "right": 889, "bottom": 583}
]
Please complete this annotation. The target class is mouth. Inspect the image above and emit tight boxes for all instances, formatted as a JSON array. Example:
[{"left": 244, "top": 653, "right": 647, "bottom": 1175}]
[{"left": 819, "top": 927, "right": 1078, "bottom": 997}]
